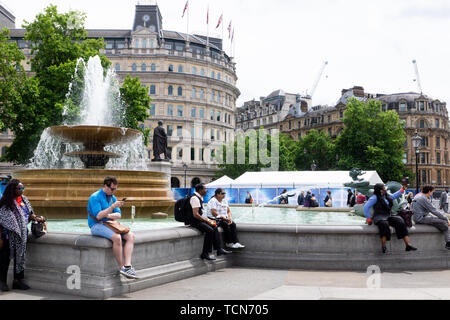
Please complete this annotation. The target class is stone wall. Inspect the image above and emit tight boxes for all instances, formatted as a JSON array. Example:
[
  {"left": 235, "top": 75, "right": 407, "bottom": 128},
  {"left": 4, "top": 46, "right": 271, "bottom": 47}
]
[{"left": 18, "top": 224, "right": 450, "bottom": 299}]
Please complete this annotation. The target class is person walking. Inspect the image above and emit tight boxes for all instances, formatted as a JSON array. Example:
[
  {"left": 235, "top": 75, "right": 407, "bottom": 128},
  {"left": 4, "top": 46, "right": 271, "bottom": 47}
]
[
  {"left": 188, "top": 183, "right": 231, "bottom": 260},
  {"left": 324, "top": 191, "right": 332, "bottom": 207},
  {"left": 207, "top": 188, "right": 245, "bottom": 249},
  {"left": 440, "top": 187, "right": 449, "bottom": 213},
  {"left": 87, "top": 176, "right": 137, "bottom": 279},
  {"left": 412, "top": 185, "right": 450, "bottom": 250},
  {"left": 364, "top": 183, "right": 417, "bottom": 254},
  {"left": 0, "top": 179, "right": 43, "bottom": 291}
]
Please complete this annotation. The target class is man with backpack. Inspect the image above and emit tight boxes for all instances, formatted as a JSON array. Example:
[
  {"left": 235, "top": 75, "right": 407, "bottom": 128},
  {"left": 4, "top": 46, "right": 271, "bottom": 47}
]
[{"left": 175, "top": 183, "right": 231, "bottom": 260}]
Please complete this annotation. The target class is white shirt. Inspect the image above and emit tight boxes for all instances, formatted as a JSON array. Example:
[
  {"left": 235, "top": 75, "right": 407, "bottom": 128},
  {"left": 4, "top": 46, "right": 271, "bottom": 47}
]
[
  {"left": 190, "top": 192, "right": 204, "bottom": 216},
  {"left": 206, "top": 197, "right": 229, "bottom": 219}
]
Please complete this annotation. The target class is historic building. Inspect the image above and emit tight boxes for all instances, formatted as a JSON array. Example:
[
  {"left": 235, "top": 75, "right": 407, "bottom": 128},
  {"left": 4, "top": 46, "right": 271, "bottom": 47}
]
[
  {"left": 239, "top": 86, "right": 450, "bottom": 189},
  {"left": 4, "top": 4, "right": 240, "bottom": 187}
]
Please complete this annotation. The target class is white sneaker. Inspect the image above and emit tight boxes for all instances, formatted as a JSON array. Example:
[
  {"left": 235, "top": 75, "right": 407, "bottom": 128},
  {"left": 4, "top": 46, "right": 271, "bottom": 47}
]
[
  {"left": 120, "top": 266, "right": 139, "bottom": 279},
  {"left": 226, "top": 243, "right": 234, "bottom": 248},
  {"left": 233, "top": 243, "right": 245, "bottom": 249}
]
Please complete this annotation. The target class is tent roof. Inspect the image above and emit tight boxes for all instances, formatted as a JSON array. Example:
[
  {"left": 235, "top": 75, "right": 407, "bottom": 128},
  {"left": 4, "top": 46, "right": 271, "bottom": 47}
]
[
  {"left": 231, "top": 171, "right": 384, "bottom": 188},
  {"left": 206, "top": 175, "right": 235, "bottom": 188}
]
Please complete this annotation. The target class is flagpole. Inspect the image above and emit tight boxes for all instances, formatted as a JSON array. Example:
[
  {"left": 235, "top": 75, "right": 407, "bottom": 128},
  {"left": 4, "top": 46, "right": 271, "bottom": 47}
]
[
  {"left": 221, "top": 12, "right": 224, "bottom": 47},
  {"left": 207, "top": 4, "right": 209, "bottom": 47},
  {"left": 187, "top": 1, "right": 189, "bottom": 40}
]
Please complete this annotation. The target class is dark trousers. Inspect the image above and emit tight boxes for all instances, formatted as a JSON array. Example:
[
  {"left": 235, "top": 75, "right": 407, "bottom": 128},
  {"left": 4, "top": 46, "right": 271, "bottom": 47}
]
[
  {"left": 0, "top": 238, "right": 24, "bottom": 283},
  {"left": 217, "top": 219, "right": 239, "bottom": 244},
  {"left": 190, "top": 220, "right": 222, "bottom": 255},
  {"left": 375, "top": 216, "right": 409, "bottom": 241}
]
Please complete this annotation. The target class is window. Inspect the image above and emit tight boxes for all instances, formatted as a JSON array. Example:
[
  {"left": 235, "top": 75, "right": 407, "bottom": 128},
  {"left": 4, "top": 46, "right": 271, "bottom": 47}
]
[
  {"left": 339, "top": 110, "right": 344, "bottom": 118},
  {"left": 217, "top": 73, "right": 221, "bottom": 80},
  {"left": 217, "top": 92, "right": 221, "bottom": 103},
  {"left": 211, "top": 71, "right": 215, "bottom": 78},
  {"left": 399, "top": 103, "right": 406, "bottom": 112},
  {"left": 200, "top": 127, "right": 204, "bottom": 138},
  {"left": 436, "top": 119, "right": 440, "bottom": 128},
  {"left": 200, "top": 89, "right": 205, "bottom": 100},
  {"left": 150, "top": 40, "right": 155, "bottom": 48},
  {"left": 191, "top": 107, "right": 196, "bottom": 118},
  {"left": 437, "top": 136, "right": 441, "bottom": 148},
  {"left": 168, "top": 64, "right": 174, "bottom": 72},
  {"left": 141, "top": 63, "right": 146, "bottom": 71},
  {"left": 132, "top": 63, "right": 137, "bottom": 72},
  {"left": 115, "top": 63, "right": 120, "bottom": 71},
  {"left": 177, "top": 126, "right": 183, "bottom": 137},
  {"left": 178, "top": 65, "right": 183, "bottom": 73},
  {"left": 134, "top": 39, "right": 139, "bottom": 48},
  {"left": 192, "top": 67, "right": 197, "bottom": 75},
  {"left": 177, "top": 105, "right": 183, "bottom": 117},
  {"left": 167, "top": 125, "right": 173, "bottom": 136},
  {"left": 438, "top": 170, "right": 442, "bottom": 185},
  {"left": 191, "top": 148, "right": 195, "bottom": 161},
  {"left": 191, "top": 127, "right": 195, "bottom": 138},
  {"left": 210, "top": 110, "right": 215, "bottom": 121},
  {"left": 177, "top": 86, "right": 183, "bottom": 96},
  {"left": 150, "top": 85, "right": 156, "bottom": 95},
  {"left": 200, "top": 68, "right": 205, "bottom": 76},
  {"left": 422, "top": 170, "right": 427, "bottom": 184},
  {"left": 211, "top": 129, "right": 215, "bottom": 140},
  {"left": 437, "top": 152, "right": 441, "bottom": 164},
  {"left": 150, "top": 104, "right": 156, "bottom": 116},
  {"left": 199, "top": 108, "right": 205, "bottom": 119},
  {"left": 192, "top": 88, "right": 196, "bottom": 98},
  {"left": 168, "top": 85, "right": 173, "bottom": 96},
  {"left": 217, "top": 111, "right": 221, "bottom": 122},
  {"left": 167, "top": 105, "right": 174, "bottom": 116},
  {"left": 212, "top": 91, "right": 216, "bottom": 102},
  {"left": 151, "top": 63, "right": 156, "bottom": 71},
  {"left": 199, "top": 148, "right": 204, "bottom": 161},
  {"left": 381, "top": 104, "right": 387, "bottom": 112}
]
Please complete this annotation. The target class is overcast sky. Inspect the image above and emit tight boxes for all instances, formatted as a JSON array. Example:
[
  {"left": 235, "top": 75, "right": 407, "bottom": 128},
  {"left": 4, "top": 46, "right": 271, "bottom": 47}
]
[{"left": 3, "top": 0, "right": 450, "bottom": 108}]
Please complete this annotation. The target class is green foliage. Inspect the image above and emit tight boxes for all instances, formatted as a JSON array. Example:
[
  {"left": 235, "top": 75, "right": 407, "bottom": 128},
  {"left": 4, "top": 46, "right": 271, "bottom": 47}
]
[
  {"left": 294, "top": 129, "right": 337, "bottom": 170},
  {"left": 119, "top": 75, "right": 152, "bottom": 145},
  {"left": 335, "top": 98, "right": 407, "bottom": 182}
]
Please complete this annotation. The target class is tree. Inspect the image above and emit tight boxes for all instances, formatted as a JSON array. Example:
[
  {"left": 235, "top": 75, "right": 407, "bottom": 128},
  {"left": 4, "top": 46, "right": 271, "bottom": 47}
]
[
  {"left": 335, "top": 98, "right": 407, "bottom": 182},
  {"left": 294, "top": 129, "right": 337, "bottom": 171},
  {"left": 119, "top": 75, "right": 152, "bottom": 145}
]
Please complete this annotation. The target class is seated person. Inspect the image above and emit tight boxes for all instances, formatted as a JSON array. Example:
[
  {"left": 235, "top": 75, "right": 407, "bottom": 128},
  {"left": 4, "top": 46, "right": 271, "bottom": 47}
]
[
  {"left": 206, "top": 188, "right": 245, "bottom": 249},
  {"left": 310, "top": 194, "right": 319, "bottom": 207}
]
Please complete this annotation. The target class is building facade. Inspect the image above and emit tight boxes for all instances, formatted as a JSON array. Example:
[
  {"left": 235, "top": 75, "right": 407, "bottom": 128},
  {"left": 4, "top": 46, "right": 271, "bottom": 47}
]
[
  {"left": 4, "top": 4, "right": 240, "bottom": 187},
  {"left": 239, "top": 86, "right": 450, "bottom": 189}
]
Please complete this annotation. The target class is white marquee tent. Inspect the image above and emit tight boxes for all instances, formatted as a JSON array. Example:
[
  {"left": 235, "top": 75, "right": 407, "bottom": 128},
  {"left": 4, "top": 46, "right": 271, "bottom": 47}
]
[
  {"left": 205, "top": 175, "right": 235, "bottom": 188},
  {"left": 223, "top": 171, "right": 383, "bottom": 188}
]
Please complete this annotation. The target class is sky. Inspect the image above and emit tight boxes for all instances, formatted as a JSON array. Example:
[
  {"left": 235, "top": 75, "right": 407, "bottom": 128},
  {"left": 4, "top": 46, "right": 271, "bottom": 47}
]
[{"left": 3, "top": 0, "right": 450, "bottom": 108}]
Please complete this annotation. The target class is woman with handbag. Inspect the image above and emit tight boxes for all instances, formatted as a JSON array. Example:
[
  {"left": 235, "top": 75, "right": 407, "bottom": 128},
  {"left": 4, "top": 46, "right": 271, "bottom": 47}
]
[
  {"left": 363, "top": 183, "right": 417, "bottom": 254},
  {"left": 324, "top": 191, "right": 332, "bottom": 207},
  {"left": 0, "top": 179, "right": 44, "bottom": 291},
  {"left": 87, "top": 176, "right": 137, "bottom": 279}
]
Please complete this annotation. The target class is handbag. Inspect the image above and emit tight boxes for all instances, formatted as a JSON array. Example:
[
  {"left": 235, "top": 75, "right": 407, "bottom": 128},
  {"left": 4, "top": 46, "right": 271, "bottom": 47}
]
[
  {"left": 325, "top": 199, "right": 332, "bottom": 207},
  {"left": 31, "top": 216, "right": 47, "bottom": 238},
  {"left": 88, "top": 212, "right": 130, "bottom": 234},
  {"left": 397, "top": 209, "right": 413, "bottom": 228}
]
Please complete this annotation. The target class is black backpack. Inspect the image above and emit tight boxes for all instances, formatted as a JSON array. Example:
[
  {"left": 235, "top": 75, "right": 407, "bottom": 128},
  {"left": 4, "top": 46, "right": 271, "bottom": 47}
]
[{"left": 174, "top": 196, "right": 193, "bottom": 225}]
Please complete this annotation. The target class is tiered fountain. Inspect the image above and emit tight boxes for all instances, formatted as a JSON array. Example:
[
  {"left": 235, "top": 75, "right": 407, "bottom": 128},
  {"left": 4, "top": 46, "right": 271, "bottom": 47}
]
[{"left": 13, "top": 56, "right": 174, "bottom": 218}]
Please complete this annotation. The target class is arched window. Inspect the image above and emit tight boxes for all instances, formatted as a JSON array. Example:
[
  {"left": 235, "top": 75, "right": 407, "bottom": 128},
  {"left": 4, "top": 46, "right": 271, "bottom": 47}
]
[
  {"left": 168, "top": 64, "right": 174, "bottom": 72},
  {"left": 177, "top": 86, "right": 183, "bottom": 96},
  {"left": 141, "top": 63, "right": 147, "bottom": 71},
  {"left": 168, "top": 85, "right": 173, "bottom": 96},
  {"left": 178, "top": 65, "right": 183, "bottom": 73},
  {"left": 151, "top": 63, "right": 156, "bottom": 71},
  {"left": 131, "top": 63, "right": 137, "bottom": 72},
  {"left": 115, "top": 63, "right": 120, "bottom": 71},
  {"left": 171, "top": 177, "right": 180, "bottom": 188}
]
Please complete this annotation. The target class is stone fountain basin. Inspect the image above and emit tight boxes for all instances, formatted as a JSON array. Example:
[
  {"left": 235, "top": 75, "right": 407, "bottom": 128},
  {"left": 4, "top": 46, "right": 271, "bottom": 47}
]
[
  {"left": 48, "top": 125, "right": 142, "bottom": 148},
  {"left": 13, "top": 169, "right": 175, "bottom": 219}
]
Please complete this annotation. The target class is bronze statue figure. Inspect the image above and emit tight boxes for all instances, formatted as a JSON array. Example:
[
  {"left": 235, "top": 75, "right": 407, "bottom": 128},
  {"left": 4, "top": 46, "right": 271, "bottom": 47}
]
[{"left": 152, "top": 121, "right": 169, "bottom": 162}]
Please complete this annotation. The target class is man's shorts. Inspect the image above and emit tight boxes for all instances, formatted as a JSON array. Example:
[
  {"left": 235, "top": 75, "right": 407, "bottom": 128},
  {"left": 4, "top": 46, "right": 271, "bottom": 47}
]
[{"left": 90, "top": 223, "right": 126, "bottom": 240}]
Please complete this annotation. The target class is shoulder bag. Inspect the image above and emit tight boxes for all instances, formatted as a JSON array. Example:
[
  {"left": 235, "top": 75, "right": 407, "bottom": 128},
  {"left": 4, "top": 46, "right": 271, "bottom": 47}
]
[{"left": 88, "top": 211, "right": 130, "bottom": 234}]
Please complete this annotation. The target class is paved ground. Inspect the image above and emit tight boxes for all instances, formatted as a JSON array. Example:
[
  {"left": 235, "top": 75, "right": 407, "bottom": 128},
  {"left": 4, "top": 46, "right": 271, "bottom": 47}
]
[{"left": 3, "top": 268, "right": 450, "bottom": 300}]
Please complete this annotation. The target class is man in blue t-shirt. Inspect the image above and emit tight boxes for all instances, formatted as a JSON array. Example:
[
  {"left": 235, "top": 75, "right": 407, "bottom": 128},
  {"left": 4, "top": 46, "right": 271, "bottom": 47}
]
[{"left": 88, "top": 176, "right": 137, "bottom": 279}]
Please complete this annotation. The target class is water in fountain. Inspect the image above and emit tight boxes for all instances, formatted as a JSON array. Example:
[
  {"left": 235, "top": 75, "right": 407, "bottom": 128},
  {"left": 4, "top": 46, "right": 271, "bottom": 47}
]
[{"left": 29, "top": 55, "right": 147, "bottom": 170}]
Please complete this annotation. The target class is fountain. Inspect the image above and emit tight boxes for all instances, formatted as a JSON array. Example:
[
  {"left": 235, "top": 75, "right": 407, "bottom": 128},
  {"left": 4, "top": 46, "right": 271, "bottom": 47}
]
[{"left": 13, "top": 56, "right": 174, "bottom": 219}]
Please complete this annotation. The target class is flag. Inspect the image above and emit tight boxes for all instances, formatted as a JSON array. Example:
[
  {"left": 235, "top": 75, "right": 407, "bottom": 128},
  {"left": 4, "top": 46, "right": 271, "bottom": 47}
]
[
  {"left": 228, "top": 21, "right": 232, "bottom": 38},
  {"left": 216, "top": 14, "right": 223, "bottom": 29},
  {"left": 182, "top": 1, "right": 189, "bottom": 18}
]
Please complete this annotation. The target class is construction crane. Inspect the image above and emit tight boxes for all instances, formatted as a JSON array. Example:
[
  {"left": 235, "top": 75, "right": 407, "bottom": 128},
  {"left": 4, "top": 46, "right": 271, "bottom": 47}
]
[
  {"left": 305, "top": 61, "right": 328, "bottom": 99},
  {"left": 412, "top": 60, "right": 423, "bottom": 95}
]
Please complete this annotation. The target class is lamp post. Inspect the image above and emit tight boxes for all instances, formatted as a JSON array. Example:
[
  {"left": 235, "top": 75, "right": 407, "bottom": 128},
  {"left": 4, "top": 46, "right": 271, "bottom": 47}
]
[
  {"left": 182, "top": 163, "right": 188, "bottom": 188},
  {"left": 411, "top": 130, "right": 422, "bottom": 194}
]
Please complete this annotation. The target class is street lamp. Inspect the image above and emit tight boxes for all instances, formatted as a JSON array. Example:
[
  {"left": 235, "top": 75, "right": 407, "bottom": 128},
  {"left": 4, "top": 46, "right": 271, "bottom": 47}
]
[
  {"left": 411, "top": 130, "right": 422, "bottom": 194},
  {"left": 182, "top": 163, "right": 188, "bottom": 188}
]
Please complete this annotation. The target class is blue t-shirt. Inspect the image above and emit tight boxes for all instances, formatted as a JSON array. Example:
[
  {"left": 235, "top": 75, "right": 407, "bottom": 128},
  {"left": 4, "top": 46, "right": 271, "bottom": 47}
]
[{"left": 87, "top": 189, "right": 121, "bottom": 228}]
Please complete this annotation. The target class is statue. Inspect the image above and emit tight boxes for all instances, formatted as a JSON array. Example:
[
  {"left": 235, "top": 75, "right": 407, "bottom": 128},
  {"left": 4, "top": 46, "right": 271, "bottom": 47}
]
[
  {"left": 344, "top": 168, "right": 407, "bottom": 218},
  {"left": 152, "top": 121, "right": 169, "bottom": 162}
]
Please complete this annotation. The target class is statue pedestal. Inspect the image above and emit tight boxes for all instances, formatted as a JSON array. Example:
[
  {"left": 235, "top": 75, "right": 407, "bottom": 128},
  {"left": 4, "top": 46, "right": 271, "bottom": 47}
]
[{"left": 147, "top": 160, "right": 171, "bottom": 176}]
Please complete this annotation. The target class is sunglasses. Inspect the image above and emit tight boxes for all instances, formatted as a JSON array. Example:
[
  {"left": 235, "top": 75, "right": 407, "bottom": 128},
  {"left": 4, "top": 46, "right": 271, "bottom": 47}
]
[
  {"left": 108, "top": 186, "right": 118, "bottom": 191},
  {"left": 220, "top": 192, "right": 226, "bottom": 195},
  {"left": 17, "top": 187, "right": 25, "bottom": 192}
]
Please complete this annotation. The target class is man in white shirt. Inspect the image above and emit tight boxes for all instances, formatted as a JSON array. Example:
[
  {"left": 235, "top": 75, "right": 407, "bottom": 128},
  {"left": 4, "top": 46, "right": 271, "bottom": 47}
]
[
  {"left": 206, "top": 188, "right": 245, "bottom": 249},
  {"left": 189, "top": 183, "right": 231, "bottom": 260}
]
